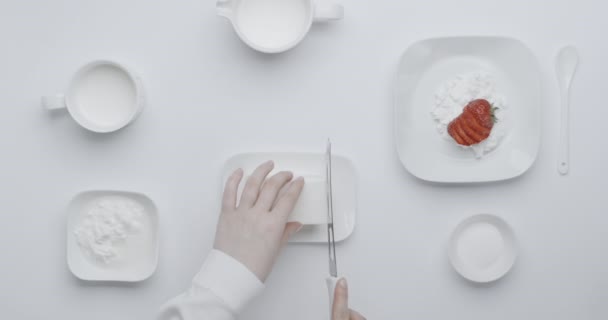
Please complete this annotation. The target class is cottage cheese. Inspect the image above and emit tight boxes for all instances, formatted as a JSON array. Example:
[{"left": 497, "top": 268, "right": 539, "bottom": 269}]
[
  {"left": 74, "top": 196, "right": 145, "bottom": 264},
  {"left": 431, "top": 71, "right": 508, "bottom": 157}
]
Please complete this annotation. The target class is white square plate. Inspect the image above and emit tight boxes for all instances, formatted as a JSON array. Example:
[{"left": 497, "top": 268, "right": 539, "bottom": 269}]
[
  {"left": 394, "top": 37, "right": 542, "bottom": 183},
  {"left": 66, "top": 190, "right": 159, "bottom": 282},
  {"left": 223, "top": 153, "right": 357, "bottom": 243}
]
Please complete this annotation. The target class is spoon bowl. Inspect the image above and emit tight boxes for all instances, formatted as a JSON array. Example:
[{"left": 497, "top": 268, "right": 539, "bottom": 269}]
[{"left": 556, "top": 46, "right": 580, "bottom": 90}]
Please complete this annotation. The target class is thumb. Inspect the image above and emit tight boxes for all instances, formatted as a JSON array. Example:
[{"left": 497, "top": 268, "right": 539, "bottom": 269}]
[
  {"left": 332, "top": 278, "right": 349, "bottom": 320},
  {"left": 281, "top": 222, "right": 303, "bottom": 245}
]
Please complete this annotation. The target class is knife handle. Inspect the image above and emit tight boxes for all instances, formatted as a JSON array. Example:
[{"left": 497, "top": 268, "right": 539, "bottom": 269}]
[{"left": 326, "top": 276, "right": 341, "bottom": 318}]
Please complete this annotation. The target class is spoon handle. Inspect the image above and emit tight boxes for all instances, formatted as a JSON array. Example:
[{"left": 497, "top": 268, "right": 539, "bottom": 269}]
[{"left": 558, "top": 89, "right": 569, "bottom": 175}]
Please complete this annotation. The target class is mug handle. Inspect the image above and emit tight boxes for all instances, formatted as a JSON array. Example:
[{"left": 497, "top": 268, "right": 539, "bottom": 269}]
[
  {"left": 313, "top": 2, "right": 344, "bottom": 22},
  {"left": 216, "top": 0, "right": 233, "bottom": 18},
  {"left": 42, "top": 94, "right": 67, "bottom": 110}
]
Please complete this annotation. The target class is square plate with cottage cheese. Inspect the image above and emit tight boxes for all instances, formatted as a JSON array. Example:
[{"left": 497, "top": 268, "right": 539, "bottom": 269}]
[
  {"left": 394, "top": 37, "right": 542, "bottom": 183},
  {"left": 66, "top": 190, "right": 159, "bottom": 282}
]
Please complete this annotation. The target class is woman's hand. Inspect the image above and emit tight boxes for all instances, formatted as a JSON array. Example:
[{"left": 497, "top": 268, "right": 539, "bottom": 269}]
[
  {"left": 332, "top": 278, "right": 366, "bottom": 320},
  {"left": 213, "top": 161, "right": 305, "bottom": 282}
]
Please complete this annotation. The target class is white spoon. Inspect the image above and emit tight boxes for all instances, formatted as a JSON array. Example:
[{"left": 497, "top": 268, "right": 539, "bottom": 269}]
[{"left": 556, "top": 46, "right": 580, "bottom": 175}]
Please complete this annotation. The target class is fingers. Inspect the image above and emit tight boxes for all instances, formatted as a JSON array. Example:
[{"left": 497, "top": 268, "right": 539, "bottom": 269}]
[
  {"left": 350, "top": 310, "right": 366, "bottom": 320},
  {"left": 256, "top": 171, "right": 294, "bottom": 211},
  {"left": 222, "top": 168, "right": 244, "bottom": 212},
  {"left": 271, "top": 177, "right": 305, "bottom": 221},
  {"left": 332, "top": 278, "right": 350, "bottom": 320},
  {"left": 280, "top": 221, "right": 303, "bottom": 245},
  {"left": 239, "top": 161, "right": 274, "bottom": 208},
  {"left": 271, "top": 179, "right": 294, "bottom": 210}
]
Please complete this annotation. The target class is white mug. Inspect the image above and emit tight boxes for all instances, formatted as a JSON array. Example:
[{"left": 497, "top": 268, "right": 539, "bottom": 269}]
[
  {"left": 217, "top": 0, "right": 344, "bottom": 53},
  {"left": 42, "top": 60, "right": 144, "bottom": 133}
]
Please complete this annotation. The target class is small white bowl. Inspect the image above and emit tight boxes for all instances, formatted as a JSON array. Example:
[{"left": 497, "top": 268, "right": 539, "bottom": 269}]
[
  {"left": 448, "top": 214, "right": 517, "bottom": 283},
  {"left": 66, "top": 190, "right": 159, "bottom": 282}
]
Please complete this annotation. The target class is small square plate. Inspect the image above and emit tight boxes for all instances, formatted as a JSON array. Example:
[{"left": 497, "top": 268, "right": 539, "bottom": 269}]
[
  {"left": 394, "top": 37, "right": 542, "bottom": 183},
  {"left": 223, "top": 153, "right": 357, "bottom": 243},
  {"left": 66, "top": 190, "right": 159, "bottom": 282}
]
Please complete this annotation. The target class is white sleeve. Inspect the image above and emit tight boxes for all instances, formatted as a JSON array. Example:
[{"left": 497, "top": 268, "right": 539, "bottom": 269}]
[{"left": 158, "top": 249, "right": 265, "bottom": 320}]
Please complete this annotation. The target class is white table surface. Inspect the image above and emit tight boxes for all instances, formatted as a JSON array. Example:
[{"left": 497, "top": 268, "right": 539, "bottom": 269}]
[{"left": 1, "top": 0, "right": 607, "bottom": 319}]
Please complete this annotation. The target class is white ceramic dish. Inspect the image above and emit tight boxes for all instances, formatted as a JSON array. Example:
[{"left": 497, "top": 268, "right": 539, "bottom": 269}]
[
  {"left": 217, "top": 0, "right": 343, "bottom": 53},
  {"left": 394, "top": 37, "right": 542, "bottom": 183},
  {"left": 223, "top": 153, "right": 356, "bottom": 243},
  {"left": 448, "top": 214, "right": 517, "bottom": 283},
  {"left": 66, "top": 190, "right": 159, "bottom": 282}
]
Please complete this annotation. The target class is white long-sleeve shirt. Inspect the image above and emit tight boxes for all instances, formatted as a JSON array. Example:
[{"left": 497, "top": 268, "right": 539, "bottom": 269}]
[{"left": 158, "top": 249, "right": 264, "bottom": 320}]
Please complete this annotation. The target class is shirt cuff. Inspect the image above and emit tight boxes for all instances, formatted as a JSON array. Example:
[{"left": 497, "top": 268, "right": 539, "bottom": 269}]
[{"left": 193, "top": 249, "right": 265, "bottom": 313}]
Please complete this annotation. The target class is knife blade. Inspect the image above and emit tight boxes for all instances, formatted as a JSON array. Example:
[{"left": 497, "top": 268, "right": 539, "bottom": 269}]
[{"left": 325, "top": 139, "right": 340, "bottom": 316}]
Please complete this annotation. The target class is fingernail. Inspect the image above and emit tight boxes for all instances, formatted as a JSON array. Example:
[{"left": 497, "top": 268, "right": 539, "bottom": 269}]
[
  {"left": 232, "top": 168, "right": 243, "bottom": 179},
  {"left": 288, "top": 223, "right": 303, "bottom": 236},
  {"left": 338, "top": 278, "right": 347, "bottom": 290}
]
